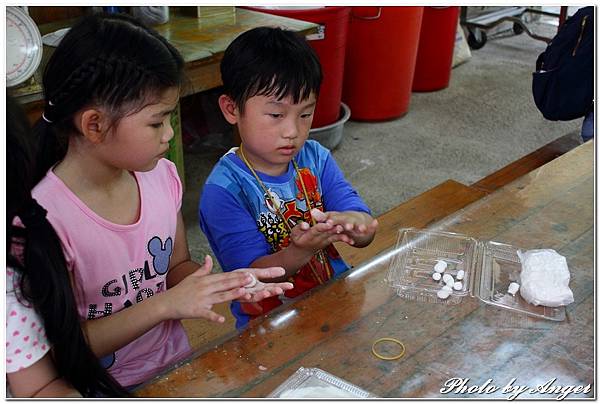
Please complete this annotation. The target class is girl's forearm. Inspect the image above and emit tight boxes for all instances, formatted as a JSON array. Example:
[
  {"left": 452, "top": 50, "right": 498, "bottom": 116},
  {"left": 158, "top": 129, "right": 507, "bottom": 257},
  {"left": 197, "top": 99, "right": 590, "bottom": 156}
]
[
  {"left": 81, "top": 294, "right": 170, "bottom": 358},
  {"left": 166, "top": 260, "right": 200, "bottom": 288}
]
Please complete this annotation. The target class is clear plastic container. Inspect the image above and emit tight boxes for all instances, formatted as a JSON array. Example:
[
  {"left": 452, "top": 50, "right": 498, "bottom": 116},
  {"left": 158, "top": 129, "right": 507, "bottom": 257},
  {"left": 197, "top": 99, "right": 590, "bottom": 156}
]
[
  {"left": 387, "top": 228, "right": 566, "bottom": 321},
  {"left": 267, "top": 367, "right": 377, "bottom": 398}
]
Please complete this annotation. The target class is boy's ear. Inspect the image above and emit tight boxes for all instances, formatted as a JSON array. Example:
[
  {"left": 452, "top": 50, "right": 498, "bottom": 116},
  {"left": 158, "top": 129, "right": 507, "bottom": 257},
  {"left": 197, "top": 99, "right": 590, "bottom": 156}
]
[
  {"left": 218, "top": 94, "right": 239, "bottom": 125},
  {"left": 76, "top": 108, "right": 109, "bottom": 144}
]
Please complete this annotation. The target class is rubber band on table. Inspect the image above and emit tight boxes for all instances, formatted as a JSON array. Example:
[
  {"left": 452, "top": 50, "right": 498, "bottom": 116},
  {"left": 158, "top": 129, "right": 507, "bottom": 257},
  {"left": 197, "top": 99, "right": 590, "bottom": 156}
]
[{"left": 371, "top": 337, "right": 405, "bottom": 361}]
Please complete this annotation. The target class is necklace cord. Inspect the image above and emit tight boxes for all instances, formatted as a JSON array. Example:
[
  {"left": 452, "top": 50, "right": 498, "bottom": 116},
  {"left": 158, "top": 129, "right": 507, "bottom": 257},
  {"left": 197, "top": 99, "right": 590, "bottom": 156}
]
[{"left": 238, "top": 144, "right": 332, "bottom": 283}]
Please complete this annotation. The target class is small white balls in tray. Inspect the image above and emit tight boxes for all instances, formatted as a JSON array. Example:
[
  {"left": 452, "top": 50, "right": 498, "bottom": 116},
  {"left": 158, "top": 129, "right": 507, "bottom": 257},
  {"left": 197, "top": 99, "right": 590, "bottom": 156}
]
[{"left": 431, "top": 260, "right": 466, "bottom": 300}]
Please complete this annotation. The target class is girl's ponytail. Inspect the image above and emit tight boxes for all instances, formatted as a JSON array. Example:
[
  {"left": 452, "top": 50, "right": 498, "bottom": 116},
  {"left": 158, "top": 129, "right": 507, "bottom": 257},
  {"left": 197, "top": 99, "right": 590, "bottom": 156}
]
[
  {"left": 7, "top": 96, "right": 128, "bottom": 397},
  {"left": 32, "top": 117, "right": 67, "bottom": 185},
  {"left": 16, "top": 200, "right": 128, "bottom": 397}
]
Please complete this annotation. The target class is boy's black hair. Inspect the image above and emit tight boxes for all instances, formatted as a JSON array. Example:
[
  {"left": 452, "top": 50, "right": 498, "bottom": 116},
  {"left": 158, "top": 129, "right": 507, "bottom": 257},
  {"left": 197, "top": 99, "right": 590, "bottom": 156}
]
[
  {"left": 35, "top": 12, "right": 184, "bottom": 184},
  {"left": 7, "top": 96, "right": 128, "bottom": 397},
  {"left": 220, "top": 26, "right": 322, "bottom": 112}
]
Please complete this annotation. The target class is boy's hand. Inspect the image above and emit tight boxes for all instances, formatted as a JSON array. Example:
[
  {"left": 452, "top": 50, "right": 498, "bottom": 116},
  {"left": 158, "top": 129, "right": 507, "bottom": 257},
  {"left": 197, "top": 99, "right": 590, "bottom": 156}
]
[
  {"left": 310, "top": 209, "right": 378, "bottom": 247},
  {"left": 290, "top": 219, "right": 354, "bottom": 254},
  {"left": 235, "top": 267, "right": 294, "bottom": 302},
  {"left": 161, "top": 255, "right": 255, "bottom": 323}
]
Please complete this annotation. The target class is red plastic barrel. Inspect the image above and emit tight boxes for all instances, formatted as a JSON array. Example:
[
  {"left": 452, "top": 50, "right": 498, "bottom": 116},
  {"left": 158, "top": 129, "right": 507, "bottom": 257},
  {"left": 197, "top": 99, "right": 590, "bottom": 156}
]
[
  {"left": 241, "top": 6, "right": 351, "bottom": 128},
  {"left": 412, "top": 6, "right": 460, "bottom": 92},
  {"left": 342, "top": 6, "right": 423, "bottom": 121}
]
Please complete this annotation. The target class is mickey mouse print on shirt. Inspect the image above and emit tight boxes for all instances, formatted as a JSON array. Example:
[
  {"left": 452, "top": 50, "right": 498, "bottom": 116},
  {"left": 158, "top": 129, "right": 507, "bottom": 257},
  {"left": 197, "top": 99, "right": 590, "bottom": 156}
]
[
  {"left": 93, "top": 236, "right": 174, "bottom": 370},
  {"left": 87, "top": 236, "right": 173, "bottom": 320}
]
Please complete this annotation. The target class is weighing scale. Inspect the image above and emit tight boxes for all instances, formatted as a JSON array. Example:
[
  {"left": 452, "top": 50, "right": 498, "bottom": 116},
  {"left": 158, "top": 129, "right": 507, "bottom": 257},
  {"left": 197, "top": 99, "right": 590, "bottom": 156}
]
[{"left": 7, "top": 6, "right": 43, "bottom": 95}]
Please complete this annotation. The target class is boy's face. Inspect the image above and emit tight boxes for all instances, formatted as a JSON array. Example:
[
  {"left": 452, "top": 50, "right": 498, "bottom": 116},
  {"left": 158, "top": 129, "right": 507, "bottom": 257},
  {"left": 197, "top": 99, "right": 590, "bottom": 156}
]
[{"left": 224, "top": 92, "right": 317, "bottom": 176}]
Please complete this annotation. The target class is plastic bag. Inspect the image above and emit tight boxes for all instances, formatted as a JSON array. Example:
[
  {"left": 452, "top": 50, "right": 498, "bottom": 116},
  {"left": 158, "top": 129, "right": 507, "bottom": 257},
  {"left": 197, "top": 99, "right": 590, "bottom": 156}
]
[{"left": 517, "top": 249, "right": 574, "bottom": 307}]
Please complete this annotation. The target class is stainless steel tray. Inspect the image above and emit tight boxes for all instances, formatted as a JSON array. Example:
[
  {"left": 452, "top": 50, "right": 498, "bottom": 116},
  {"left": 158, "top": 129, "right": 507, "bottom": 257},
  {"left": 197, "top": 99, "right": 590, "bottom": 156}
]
[{"left": 267, "top": 367, "right": 377, "bottom": 398}]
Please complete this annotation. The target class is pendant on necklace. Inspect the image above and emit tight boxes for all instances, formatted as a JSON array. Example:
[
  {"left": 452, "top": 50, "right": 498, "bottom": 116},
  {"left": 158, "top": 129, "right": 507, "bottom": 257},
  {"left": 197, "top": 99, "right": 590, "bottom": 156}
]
[
  {"left": 316, "top": 250, "right": 326, "bottom": 264},
  {"left": 265, "top": 188, "right": 282, "bottom": 213}
]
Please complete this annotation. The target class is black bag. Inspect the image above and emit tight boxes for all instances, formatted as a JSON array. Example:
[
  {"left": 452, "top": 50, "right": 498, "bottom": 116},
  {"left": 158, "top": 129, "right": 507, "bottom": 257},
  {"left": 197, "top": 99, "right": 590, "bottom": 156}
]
[{"left": 532, "top": 7, "right": 594, "bottom": 121}]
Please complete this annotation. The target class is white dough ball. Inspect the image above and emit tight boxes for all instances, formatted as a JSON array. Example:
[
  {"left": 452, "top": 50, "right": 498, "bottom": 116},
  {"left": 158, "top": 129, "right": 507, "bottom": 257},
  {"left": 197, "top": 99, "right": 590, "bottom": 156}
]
[
  {"left": 245, "top": 273, "right": 257, "bottom": 288},
  {"left": 456, "top": 270, "right": 465, "bottom": 280},
  {"left": 434, "top": 260, "right": 447, "bottom": 273},
  {"left": 453, "top": 281, "right": 463, "bottom": 291},
  {"left": 442, "top": 274, "right": 454, "bottom": 287},
  {"left": 432, "top": 272, "right": 442, "bottom": 281},
  {"left": 507, "top": 282, "right": 520, "bottom": 296},
  {"left": 437, "top": 289, "right": 450, "bottom": 299},
  {"left": 441, "top": 284, "right": 453, "bottom": 294}
]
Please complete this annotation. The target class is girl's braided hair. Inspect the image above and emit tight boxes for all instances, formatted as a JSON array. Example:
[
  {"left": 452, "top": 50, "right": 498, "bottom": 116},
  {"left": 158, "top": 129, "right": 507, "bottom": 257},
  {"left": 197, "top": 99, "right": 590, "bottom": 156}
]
[
  {"left": 35, "top": 12, "right": 184, "bottom": 183},
  {"left": 25, "top": 12, "right": 185, "bottom": 395}
]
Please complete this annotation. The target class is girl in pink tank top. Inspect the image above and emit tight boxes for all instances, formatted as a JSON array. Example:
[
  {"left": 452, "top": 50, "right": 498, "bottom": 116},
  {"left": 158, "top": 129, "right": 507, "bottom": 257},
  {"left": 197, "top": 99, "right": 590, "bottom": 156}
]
[{"left": 30, "top": 13, "right": 292, "bottom": 390}]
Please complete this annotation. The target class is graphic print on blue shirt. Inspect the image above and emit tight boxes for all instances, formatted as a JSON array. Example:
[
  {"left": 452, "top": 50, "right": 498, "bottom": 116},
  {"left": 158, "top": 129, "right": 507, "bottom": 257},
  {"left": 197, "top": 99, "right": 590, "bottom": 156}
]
[
  {"left": 257, "top": 168, "right": 322, "bottom": 252},
  {"left": 200, "top": 140, "right": 372, "bottom": 328}
]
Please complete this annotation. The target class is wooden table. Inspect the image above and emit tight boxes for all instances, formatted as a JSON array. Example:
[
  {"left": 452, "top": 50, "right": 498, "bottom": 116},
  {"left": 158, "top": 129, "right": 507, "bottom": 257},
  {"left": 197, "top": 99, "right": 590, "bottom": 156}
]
[
  {"left": 15, "top": 8, "right": 318, "bottom": 183},
  {"left": 154, "top": 9, "right": 318, "bottom": 96},
  {"left": 136, "top": 141, "right": 594, "bottom": 398}
]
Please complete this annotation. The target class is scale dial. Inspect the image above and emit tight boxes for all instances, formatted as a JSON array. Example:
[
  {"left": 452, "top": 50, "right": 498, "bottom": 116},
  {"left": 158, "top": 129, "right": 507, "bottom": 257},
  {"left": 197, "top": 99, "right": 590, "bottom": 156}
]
[{"left": 7, "top": 6, "right": 43, "bottom": 87}]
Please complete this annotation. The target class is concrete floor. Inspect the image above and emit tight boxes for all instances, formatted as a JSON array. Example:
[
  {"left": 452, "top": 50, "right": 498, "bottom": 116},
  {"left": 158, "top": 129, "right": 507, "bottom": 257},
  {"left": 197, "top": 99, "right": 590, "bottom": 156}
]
[{"left": 180, "top": 19, "right": 582, "bottom": 269}]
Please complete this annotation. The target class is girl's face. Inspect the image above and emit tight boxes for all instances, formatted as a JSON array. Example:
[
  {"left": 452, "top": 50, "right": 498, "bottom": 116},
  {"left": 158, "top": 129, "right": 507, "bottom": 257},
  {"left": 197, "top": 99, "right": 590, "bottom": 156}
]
[
  {"left": 97, "top": 87, "right": 179, "bottom": 172},
  {"left": 235, "top": 92, "right": 317, "bottom": 176}
]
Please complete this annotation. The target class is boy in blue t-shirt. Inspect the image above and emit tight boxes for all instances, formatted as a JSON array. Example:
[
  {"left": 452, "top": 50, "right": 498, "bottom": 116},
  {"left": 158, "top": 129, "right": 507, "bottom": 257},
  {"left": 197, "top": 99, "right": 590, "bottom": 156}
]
[{"left": 199, "top": 27, "right": 378, "bottom": 328}]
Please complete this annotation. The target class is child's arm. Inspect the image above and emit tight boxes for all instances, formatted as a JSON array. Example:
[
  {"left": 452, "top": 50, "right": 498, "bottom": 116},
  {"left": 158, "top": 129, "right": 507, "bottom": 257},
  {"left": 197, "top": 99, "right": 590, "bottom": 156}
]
[
  {"left": 311, "top": 209, "right": 378, "bottom": 248},
  {"left": 7, "top": 353, "right": 81, "bottom": 397},
  {"left": 80, "top": 211, "right": 292, "bottom": 358},
  {"left": 80, "top": 258, "right": 252, "bottom": 357},
  {"left": 250, "top": 220, "right": 354, "bottom": 281},
  {"left": 167, "top": 212, "right": 293, "bottom": 300}
]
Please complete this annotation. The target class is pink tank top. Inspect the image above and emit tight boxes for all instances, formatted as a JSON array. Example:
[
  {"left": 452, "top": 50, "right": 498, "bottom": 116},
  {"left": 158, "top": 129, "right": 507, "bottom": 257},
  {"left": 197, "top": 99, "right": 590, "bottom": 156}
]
[{"left": 32, "top": 159, "right": 191, "bottom": 387}]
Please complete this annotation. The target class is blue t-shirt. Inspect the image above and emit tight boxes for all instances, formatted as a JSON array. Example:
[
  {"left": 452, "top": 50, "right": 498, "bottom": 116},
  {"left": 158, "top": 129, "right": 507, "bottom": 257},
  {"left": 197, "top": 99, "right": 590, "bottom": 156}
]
[{"left": 199, "top": 140, "right": 370, "bottom": 327}]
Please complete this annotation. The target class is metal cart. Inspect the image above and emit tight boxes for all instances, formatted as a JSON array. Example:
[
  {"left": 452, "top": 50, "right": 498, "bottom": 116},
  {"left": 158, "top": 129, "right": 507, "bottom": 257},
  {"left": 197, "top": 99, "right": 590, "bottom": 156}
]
[{"left": 460, "top": 6, "right": 566, "bottom": 50}]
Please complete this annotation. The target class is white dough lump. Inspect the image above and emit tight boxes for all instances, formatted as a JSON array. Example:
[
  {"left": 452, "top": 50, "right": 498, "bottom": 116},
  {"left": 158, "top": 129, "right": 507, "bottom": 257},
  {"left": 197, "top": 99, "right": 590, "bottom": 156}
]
[
  {"left": 280, "top": 386, "right": 357, "bottom": 398},
  {"left": 507, "top": 282, "right": 520, "bottom": 296},
  {"left": 434, "top": 260, "right": 447, "bottom": 273}
]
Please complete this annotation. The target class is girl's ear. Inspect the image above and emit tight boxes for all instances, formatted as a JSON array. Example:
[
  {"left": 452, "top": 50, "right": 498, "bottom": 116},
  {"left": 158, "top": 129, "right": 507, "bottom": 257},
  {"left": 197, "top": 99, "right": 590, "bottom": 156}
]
[
  {"left": 77, "top": 108, "right": 109, "bottom": 144},
  {"left": 218, "top": 94, "right": 239, "bottom": 125}
]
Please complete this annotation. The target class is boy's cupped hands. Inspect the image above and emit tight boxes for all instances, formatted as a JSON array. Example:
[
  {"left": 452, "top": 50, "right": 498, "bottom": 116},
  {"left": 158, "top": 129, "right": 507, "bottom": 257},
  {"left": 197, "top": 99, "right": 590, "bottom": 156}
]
[{"left": 310, "top": 208, "right": 378, "bottom": 248}]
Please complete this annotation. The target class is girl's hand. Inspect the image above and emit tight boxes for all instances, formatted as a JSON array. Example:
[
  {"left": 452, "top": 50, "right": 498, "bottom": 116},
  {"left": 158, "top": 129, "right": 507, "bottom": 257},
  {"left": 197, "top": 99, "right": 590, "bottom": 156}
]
[
  {"left": 161, "top": 255, "right": 254, "bottom": 323},
  {"left": 310, "top": 209, "right": 378, "bottom": 247},
  {"left": 234, "top": 267, "right": 294, "bottom": 302},
  {"left": 290, "top": 219, "right": 354, "bottom": 253}
]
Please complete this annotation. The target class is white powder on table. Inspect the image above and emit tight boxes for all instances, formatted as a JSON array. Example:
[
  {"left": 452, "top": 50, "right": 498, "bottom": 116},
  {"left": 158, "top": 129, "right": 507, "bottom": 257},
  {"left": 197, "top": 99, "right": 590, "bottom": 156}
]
[{"left": 279, "top": 386, "right": 358, "bottom": 398}]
